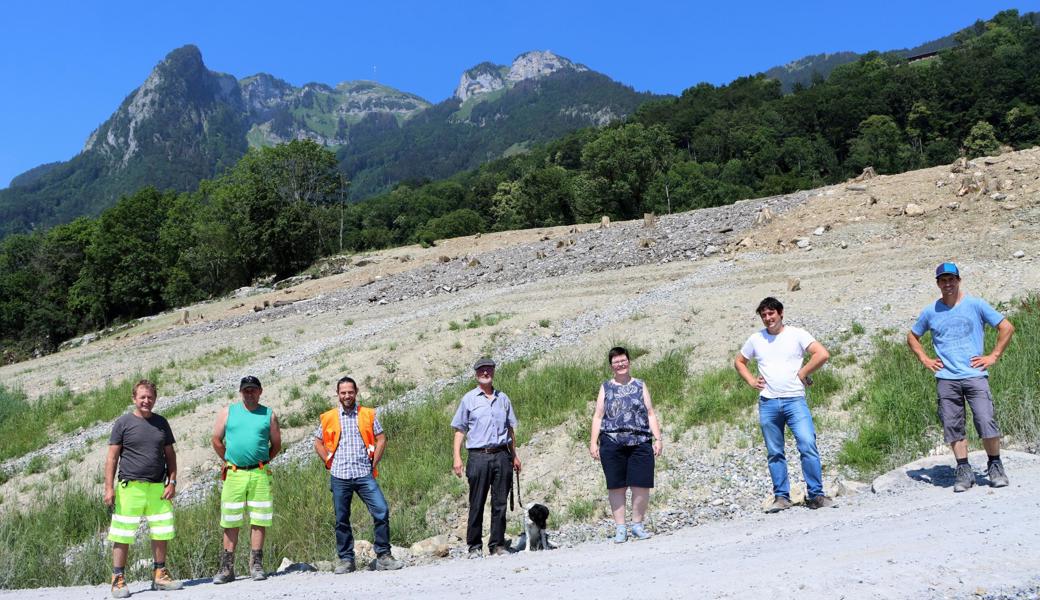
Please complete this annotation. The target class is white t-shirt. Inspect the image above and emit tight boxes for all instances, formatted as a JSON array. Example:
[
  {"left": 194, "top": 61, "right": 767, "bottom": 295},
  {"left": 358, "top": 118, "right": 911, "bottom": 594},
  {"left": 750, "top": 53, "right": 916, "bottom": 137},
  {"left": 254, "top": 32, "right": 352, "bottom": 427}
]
[{"left": 740, "top": 326, "right": 817, "bottom": 398}]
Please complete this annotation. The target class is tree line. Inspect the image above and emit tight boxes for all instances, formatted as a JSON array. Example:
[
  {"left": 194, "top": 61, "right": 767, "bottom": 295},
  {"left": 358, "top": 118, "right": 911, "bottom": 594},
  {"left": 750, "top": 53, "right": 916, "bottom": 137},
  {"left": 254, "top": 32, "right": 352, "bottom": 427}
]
[{"left": 2, "top": 10, "right": 1039, "bottom": 360}]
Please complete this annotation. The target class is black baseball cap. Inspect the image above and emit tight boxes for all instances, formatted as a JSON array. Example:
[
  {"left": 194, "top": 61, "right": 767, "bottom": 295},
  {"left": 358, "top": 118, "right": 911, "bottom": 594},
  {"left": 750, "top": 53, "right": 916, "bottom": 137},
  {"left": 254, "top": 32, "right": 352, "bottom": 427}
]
[
  {"left": 473, "top": 358, "right": 496, "bottom": 371},
  {"left": 239, "top": 376, "right": 262, "bottom": 390}
]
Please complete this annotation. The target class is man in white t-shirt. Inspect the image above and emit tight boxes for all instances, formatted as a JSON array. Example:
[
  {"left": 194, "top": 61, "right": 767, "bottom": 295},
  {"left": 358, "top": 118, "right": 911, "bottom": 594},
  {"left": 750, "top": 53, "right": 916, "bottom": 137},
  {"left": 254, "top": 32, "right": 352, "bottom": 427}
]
[{"left": 734, "top": 297, "right": 836, "bottom": 513}]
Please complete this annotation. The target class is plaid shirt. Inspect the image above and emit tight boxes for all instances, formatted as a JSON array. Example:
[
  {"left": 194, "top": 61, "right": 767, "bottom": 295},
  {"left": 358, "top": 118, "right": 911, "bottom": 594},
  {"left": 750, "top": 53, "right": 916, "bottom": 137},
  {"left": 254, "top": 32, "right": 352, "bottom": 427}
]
[{"left": 314, "top": 405, "right": 383, "bottom": 480}]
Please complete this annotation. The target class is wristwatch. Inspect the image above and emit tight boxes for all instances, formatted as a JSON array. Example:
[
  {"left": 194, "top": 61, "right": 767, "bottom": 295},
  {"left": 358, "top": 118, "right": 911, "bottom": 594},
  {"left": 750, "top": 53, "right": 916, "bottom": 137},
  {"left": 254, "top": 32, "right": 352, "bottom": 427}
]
[{"left": 168, "top": 479, "right": 177, "bottom": 486}]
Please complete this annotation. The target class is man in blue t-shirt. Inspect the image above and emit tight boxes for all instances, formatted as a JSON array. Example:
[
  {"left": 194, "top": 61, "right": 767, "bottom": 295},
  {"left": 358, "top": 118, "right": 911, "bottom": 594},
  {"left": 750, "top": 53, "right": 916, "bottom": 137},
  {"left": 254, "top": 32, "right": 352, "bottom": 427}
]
[{"left": 908, "top": 262, "right": 1014, "bottom": 492}]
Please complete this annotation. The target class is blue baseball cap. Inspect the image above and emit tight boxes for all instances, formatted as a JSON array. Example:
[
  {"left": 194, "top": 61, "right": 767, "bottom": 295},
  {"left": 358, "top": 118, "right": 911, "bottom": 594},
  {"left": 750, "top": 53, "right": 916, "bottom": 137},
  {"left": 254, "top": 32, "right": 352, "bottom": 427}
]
[{"left": 935, "top": 262, "right": 960, "bottom": 278}]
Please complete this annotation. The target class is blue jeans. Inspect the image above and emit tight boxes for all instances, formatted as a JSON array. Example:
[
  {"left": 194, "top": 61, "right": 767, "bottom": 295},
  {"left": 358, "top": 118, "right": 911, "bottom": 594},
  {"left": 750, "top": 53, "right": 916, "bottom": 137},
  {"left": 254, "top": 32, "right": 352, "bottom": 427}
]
[
  {"left": 330, "top": 474, "right": 390, "bottom": 560},
  {"left": 758, "top": 396, "right": 824, "bottom": 499}
]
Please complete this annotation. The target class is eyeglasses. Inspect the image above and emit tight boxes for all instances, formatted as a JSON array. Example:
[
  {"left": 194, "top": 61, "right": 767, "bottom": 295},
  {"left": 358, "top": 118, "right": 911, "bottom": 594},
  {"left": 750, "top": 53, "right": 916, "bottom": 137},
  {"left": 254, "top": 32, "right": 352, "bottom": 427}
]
[{"left": 610, "top": 360, "right": 629, "bottom": 367}]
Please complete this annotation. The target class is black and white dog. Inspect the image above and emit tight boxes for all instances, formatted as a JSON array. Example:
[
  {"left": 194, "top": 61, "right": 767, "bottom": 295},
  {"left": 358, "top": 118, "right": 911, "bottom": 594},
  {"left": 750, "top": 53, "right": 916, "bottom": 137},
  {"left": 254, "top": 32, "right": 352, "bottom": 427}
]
[{"left": 512, "top": 503, "right": 555, "bottom": 552}]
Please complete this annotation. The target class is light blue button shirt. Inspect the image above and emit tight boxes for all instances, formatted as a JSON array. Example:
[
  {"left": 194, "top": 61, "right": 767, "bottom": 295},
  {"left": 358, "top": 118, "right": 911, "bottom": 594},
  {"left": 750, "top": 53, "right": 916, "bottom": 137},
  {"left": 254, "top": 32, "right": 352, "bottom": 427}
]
[{"left": 451, "top": 387, "right": 518, "bottom": 449}]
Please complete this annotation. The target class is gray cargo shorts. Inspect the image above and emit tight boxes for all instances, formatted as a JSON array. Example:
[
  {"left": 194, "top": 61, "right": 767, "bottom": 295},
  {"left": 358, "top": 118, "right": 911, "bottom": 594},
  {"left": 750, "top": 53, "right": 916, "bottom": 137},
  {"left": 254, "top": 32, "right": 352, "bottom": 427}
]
[{"left": 936, "top": 377, "right": 1001, "bottom": 443}]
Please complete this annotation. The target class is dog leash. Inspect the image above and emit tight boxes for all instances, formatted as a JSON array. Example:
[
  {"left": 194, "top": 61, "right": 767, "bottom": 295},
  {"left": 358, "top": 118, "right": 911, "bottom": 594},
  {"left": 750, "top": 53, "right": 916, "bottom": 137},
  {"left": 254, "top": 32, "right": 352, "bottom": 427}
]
[{"left": 507, "top": 467, "right": 515, "bottom": 509}]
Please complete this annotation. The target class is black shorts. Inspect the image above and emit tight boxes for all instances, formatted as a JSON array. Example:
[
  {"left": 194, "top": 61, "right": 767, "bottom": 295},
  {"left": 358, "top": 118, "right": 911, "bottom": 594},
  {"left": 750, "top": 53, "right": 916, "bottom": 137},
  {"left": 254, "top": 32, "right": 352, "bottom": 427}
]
[{"left": 599, "top": 434, "right": 654, "bottom": 489}]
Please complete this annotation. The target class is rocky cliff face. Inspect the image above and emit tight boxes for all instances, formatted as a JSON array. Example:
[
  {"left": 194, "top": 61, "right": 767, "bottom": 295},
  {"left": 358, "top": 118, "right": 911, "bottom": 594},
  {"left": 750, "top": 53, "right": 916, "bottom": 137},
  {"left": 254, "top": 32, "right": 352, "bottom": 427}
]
[
  {"left": 507, "top": 50, "right": 587, "bottom": 82},
  {"left": 454, "top": 62, "right": 508, "bottom": 102},
  {"left": 80, "top": 46, "right": 434, "bottom": 169},
  {"left": 83, "top": 45, "right": 246, "bottom": 168},
  {"left": 454, "top": 51, "right": 587, "bottom": 101}
]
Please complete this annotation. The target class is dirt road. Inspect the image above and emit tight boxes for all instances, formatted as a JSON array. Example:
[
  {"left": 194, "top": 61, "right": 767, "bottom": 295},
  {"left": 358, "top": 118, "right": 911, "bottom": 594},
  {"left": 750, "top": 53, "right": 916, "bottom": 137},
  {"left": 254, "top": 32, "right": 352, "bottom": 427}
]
[{"left": 7, "top": 451, "right": 1037, "bottom": 600}]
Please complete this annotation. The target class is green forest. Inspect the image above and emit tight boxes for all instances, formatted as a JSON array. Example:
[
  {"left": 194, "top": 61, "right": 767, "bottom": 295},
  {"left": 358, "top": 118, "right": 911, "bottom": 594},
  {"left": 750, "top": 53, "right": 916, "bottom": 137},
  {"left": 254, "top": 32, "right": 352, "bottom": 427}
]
[{"left": 2, "top": 10, "right": 1039, "bottom": 361}]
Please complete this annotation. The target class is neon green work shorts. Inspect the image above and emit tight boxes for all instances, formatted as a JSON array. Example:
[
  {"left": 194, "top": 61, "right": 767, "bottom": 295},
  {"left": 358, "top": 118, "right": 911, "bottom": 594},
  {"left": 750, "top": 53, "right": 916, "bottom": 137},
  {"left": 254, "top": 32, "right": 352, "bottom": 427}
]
[
  {"left": 107, "top": 480, "right": 175, "bottom": 544},
  {"left": 220, "top": 466, "right": 274, "bottom": 528}
]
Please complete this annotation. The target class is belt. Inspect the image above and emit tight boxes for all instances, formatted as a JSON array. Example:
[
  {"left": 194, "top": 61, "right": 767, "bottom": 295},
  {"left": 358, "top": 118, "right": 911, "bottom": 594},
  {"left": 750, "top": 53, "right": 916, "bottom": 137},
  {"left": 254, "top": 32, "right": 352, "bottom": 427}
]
[
  {"left": 469, "top": 446, "right": 508, "bottom": 454},
  {"left": 227, "top": 461, "right": 266, "bottom": 470}
]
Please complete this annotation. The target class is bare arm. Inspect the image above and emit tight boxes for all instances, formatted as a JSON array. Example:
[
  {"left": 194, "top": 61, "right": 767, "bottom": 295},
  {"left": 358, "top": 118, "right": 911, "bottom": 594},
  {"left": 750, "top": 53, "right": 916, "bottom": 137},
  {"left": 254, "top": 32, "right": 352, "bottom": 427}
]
[
  {"left": 972, "top": 318, "right": 1015, "bottom": 370},
  {"left": 211, "top": 407, "right": 228, "bottom": 461},
  {"left": 642, "top": 384, "right": 663, "bottom": 457},
  {"left": 798, "top": 341, "right": 830, "bottom": 384},
  {"left": 268, "top": 413, "right": 282, "bottom": 460},
  {"left": 734, "top": 353, "right": 765, "bottom": 390},
  {"left": 589, "top": 385, "right": 605, "bottom": 459},
  {"left": 313, "top": 437, "right": 331, "bottom": 464},
  {"left": 162, "top": 445, "right": 177, "bottom": 500},
  {"left": 452, "top": 430, "right": 466, "bottom": 477},
  {"left": 907, "top": 331, "right": 943, "bottom": 372},
  {"left": 104, "top": 445, "right": 121, "bottom": 507},
  {"left": 372, "top": 432, "right": 387, "bottom": 468}
]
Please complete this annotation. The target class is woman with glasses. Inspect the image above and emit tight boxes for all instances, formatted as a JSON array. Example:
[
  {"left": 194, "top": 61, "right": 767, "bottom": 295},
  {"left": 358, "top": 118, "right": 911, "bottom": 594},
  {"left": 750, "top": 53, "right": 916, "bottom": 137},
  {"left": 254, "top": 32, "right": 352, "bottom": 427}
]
[{"left": 589, "top": 346, "right": 663, "bottom": 543}]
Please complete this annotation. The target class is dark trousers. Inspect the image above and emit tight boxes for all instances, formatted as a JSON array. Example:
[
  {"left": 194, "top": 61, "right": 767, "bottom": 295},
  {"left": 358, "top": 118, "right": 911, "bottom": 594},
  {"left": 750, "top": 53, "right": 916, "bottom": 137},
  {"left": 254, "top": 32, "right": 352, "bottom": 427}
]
[
  {"left": 466, "top": 450, "right": 512, "bottom": 551},
  {"left": 330, "top": 474, "right": 390, "bottom": 561}
]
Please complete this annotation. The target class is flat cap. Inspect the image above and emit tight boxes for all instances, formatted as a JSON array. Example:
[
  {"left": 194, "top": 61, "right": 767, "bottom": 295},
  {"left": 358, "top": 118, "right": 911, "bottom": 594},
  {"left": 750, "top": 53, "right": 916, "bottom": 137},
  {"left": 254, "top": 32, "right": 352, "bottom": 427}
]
[{"left": 473, "top": 358, "right": 496, "bottom": 371}]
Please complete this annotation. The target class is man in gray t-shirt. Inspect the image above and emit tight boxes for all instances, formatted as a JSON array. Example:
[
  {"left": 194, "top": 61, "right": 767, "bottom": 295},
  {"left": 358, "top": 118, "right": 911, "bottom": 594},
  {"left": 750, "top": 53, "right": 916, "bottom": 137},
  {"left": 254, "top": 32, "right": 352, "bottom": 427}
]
[
  {"left": 104, "top": 380, "right": 182, "bottom": 597},
  {"left": 109, "top": 412, "right": 175, "bottom": 482}
]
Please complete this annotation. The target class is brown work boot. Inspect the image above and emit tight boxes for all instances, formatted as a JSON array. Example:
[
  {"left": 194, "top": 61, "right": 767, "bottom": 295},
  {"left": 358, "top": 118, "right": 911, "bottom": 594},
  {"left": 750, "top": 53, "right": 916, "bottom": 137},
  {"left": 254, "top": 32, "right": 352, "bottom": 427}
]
[
  {"left": 212, "top": 550, "right": 235, "bottom": 584},
  {"left": 151, "top": 566, "right": 184, "bottom": 591},
  {"left": 764, "top": 496, "right": 793, "bottom": 513},
  {"left": 111, "top": 573, "right": 130, "bottom": 598},
  {"left": 805, "top": 495, "right": 837, "bottom": 510},
  {"left": 250, "top": 549, "right": 267, "bottom": 581}
]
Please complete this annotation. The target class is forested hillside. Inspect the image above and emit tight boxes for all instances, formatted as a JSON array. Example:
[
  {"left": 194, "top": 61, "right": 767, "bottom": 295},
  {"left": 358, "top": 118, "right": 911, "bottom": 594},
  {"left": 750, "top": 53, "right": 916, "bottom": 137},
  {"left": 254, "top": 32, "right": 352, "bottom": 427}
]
[{"left": 1, "top": 10, "right": 1038, "bottom": 361}]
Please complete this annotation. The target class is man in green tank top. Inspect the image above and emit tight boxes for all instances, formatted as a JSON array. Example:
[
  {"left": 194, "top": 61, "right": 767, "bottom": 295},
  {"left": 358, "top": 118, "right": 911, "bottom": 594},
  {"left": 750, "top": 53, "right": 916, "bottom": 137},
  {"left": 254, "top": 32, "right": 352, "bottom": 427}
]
[{"left": 210, "top": 375, "right": 282, "bottom": 584}]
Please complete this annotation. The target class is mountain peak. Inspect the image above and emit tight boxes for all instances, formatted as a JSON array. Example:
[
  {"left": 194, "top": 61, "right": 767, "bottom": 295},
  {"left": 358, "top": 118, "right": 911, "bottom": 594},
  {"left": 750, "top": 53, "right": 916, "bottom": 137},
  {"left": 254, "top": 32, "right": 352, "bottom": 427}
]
[
  {"left": 454, "top": 50, "right": 587, "bottom": 102},
  {"left": 82, "top": 44, "right": 244, "bottom": 164},
  {"left": 163, "top": 44, "right": 204, "bottom": 67},
  {"left": 507, "top": 50, "right": 586, "bottom": 82}
]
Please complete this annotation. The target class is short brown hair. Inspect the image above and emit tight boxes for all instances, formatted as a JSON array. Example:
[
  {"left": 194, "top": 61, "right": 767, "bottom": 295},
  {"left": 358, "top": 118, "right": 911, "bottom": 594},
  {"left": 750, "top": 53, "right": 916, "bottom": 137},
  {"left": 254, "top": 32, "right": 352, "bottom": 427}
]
[{"left": 132, "top": 379, "right": 157, "bottom": 397}]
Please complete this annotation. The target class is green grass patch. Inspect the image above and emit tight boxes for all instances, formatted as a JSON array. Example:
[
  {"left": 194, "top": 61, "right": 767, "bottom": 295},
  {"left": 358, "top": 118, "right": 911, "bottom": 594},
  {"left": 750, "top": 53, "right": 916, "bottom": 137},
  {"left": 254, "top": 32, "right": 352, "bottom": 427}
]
[
  {"left": 0, "top": 485, "right": 111, "bottom": 589},
  {"left": 655, "top": 356, "right": 841, "bottom": 432},
  {"left": 281, "top": 392, "right": 332, "bottom": 429},
  {"left": 449, "top": 312, "right": 513, "bottom": 331},
  {"left": 839, "top": 297, "right": 1040, "bottom": 476},
  {"left": 565, "top": 498, "right": 596, "bottom": 522},
  {"left": 23, "top": 455, "right": 49, "bottom": 475},
  {"left": 180, "top": 346, "right": 254, "bottom": 371},
  {"left": 0, "top": 370, "right": 161, "bottom": 462}
]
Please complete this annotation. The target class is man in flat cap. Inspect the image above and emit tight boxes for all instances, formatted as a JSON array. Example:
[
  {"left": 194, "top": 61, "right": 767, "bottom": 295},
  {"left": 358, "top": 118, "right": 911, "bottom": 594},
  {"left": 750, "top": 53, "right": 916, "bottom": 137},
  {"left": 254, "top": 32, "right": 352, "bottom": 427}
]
[
  {"left": 210, "top": 375, "right": 282, "bottom": 583},
  {"left": 451, "top": 358, "right": 522, "bottom": 558}
]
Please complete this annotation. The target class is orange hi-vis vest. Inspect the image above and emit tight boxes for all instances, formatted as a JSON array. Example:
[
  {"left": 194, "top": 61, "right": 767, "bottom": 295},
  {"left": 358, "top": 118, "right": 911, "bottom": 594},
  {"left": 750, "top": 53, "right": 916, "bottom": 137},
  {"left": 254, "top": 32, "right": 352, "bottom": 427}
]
[{"left": 319, "top": 405, "right": 379, "bottom": 477}]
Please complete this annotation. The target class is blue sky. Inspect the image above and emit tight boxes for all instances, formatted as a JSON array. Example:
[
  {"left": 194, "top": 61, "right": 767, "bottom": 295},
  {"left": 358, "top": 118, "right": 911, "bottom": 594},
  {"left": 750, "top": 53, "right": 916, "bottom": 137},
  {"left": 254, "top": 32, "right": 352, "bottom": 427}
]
[{"left": 2, "top": 0, "right": 1038, "bottom": 187}]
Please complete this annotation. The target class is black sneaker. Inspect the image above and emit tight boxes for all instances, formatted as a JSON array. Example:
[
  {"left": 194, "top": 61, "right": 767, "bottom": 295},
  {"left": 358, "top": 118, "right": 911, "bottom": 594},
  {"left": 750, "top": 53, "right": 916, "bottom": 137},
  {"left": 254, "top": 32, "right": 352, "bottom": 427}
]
[
  {"left": 953, "top": 463, "right": 975, "bottom": 492},
  {"left": 467, "top": 547, "right": 482, "bottom": 559},
  {"left": 987, "top": 460, "right": 1010, "bottom": 488}
]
